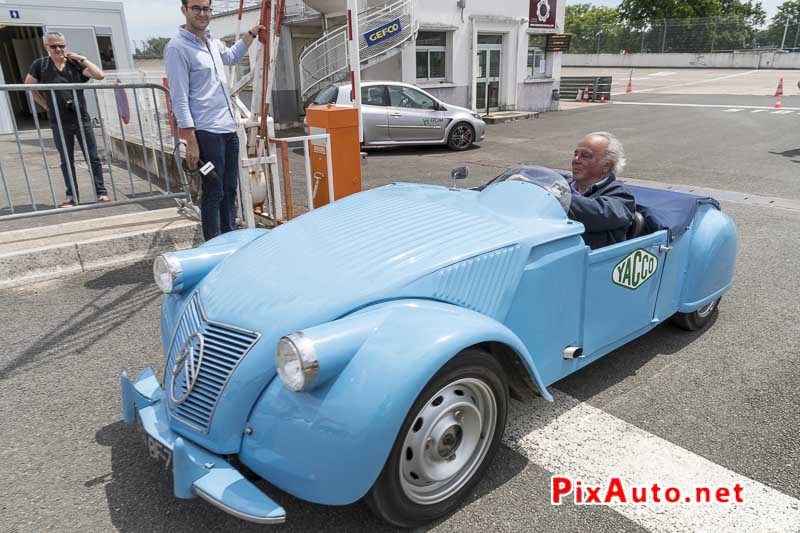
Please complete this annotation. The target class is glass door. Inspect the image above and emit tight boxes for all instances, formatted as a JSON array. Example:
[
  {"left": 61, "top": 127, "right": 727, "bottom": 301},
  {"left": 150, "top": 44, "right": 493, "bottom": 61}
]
[{"left": 476, "top": 35, "right": 502, "bottom": 114}]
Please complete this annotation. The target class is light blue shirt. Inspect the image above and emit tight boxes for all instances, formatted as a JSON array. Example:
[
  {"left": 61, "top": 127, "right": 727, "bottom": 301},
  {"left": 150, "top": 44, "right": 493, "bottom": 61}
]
[{"left": 164, "top": 27, "right": 248, "bottom": 134}]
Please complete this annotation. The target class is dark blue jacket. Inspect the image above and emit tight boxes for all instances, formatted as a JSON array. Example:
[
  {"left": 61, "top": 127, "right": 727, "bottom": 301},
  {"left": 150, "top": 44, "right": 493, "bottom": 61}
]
[{"left": 565, "top": 172, "right": 635, "bottom": 250}]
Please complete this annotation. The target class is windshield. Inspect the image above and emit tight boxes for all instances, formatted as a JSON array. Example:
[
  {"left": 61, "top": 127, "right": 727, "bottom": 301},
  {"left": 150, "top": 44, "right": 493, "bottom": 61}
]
[
  {"left": 487, "top": 166, "right": 572, "bottom": 213},
  {"left": 312, "top": 85, "right": 339, "bottom": 105}
]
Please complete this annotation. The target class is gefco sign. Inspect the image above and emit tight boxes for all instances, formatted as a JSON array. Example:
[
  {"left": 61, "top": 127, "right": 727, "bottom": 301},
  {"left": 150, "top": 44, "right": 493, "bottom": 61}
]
[
  {"left": 365, "top": 18, "right": 403, "bottom": 47},
  {"left": 529, "top": 0, "right": 557, "bottom": 29}
]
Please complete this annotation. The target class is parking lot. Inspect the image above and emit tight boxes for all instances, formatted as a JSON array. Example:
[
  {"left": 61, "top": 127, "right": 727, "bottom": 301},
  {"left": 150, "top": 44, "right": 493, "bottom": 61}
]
[{"left": 2, "top": 69, "right": 799, "bottom": 532}]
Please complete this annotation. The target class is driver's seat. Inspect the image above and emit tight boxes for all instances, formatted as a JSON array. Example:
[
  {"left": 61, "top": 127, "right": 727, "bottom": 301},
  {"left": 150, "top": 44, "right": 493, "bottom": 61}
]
[{"left": 627, "top": 211, "right": 646, "bottom": 240}]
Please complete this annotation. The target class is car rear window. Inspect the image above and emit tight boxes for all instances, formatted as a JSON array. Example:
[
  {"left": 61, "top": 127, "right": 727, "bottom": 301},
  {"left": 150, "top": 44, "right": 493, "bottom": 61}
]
[{"left": 313, "top": 85, "right": 340, "bottom": 105}]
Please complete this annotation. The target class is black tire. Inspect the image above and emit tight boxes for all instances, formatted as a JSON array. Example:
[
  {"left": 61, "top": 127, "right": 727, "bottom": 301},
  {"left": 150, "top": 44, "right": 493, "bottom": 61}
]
[
  {"left": 671, "top": 297, "right": 721, "bottom": 331},
  {"left": 446, "top": 123, "right": 475, "bottom": 151},
  {"left": 365, "top": 348, "right": 508, "bottom": 528}
]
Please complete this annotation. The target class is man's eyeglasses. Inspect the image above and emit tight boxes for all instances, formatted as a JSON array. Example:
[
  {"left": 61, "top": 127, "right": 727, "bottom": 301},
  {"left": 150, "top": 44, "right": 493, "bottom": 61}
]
[
  {"left": 188, "top": 6, "right": 213, "bottom": 14},
  {"left": 49, "top": 45, "right": 66, "bottom": 50}
]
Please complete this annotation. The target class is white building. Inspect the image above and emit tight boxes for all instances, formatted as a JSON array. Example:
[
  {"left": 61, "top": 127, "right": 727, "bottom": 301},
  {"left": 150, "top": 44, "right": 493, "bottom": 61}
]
[
  {"left": 0, "top": 0, "right": 134, "bottom": 132},
  {"left": 211, "top": 0, "right": 566, "bottom": 127}
]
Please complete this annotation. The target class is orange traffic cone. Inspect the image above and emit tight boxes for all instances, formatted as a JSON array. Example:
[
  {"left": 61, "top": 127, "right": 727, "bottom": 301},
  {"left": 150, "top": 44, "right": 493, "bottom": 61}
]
[
  {"left": 775, "top": 94, "right": 783, "bottom": 109},
  {"left": 581, "top": 85, "right": 590, "bottom": 102},
  {"left": 775, "top": 77, "right": 784, "bottom": 97},
  {"left": 626, "top": 73, "right": 634, "bottom": 94}
]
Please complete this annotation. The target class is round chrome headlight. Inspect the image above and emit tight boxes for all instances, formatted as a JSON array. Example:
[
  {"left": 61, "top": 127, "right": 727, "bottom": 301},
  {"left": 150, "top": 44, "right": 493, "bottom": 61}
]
[
  {"left": 153, "top": 253, "right": 182, "bottom": 294},
  {"left": 276, "top": 333, "right": 319, "bottom": 392}
]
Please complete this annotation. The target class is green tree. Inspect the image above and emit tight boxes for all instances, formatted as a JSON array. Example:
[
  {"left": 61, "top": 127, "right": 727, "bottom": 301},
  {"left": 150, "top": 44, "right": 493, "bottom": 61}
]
[
  {"left": 565, "top": 4, "right": 624, "bottom": 53},
  {"left": 135, "top": 37, "right": 170, "bottom": 58},
  {"left": 757, "top": 1, "right": 800, "bottom": 48}
]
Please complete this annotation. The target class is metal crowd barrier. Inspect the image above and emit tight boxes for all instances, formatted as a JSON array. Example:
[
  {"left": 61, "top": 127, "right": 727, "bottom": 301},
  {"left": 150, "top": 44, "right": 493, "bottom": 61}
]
[
  {"left": 0, "top": 82, "right": 194, "bottom": 221},
  {"left": 559, "top": 76, "right": 614, "bottom": 102}
]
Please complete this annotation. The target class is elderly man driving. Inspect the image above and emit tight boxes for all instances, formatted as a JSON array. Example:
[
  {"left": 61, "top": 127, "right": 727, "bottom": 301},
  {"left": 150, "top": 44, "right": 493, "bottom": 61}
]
[{"left": 566, "top": 132, "right": 635, "bottom": 249}]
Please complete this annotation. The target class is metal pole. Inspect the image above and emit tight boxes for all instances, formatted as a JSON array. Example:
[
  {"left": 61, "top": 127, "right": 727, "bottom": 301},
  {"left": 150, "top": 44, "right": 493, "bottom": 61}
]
[
  {"left": 793, "top": 18, "right": 800, "bottom": 48},
  {"left": 0, "top": 161, "right": 14, "bottom": 214},
  {"left": 72, "top": 88, "right": 99, "bottom": 201},
  {"left": 661, "top": 19, "right": 667, "bottom": 53},
  {"left": 92, "top": 89, "right": 118, "bottom": 201},
  {"left": 303, "top": 139, "right": 313, "bottom": 212},
  {"left": 26, "top": 90, "right": 58, "bottom": 206},
  {"left": 132, "top": 89, "right": 154, "bottom": 193},
  {"left": 151, "top": 88, "right": 171, "bottom": 193},
  {"left": 51, "top": 92, "right": 80, "bottom": 204},
  {"left": 347, "top": 0, "right": 364, "bottom": 143},
  {"left": 325, "top": 134, "right": 334, "bottom": 203},
  {"left": 781, "top": 18, "right": 789, "bottom": 49}
]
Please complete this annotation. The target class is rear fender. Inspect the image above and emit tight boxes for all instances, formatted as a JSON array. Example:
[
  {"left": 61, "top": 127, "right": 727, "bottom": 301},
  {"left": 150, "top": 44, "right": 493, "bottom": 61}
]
[
  {"left": 680, "top": 205, "right": 738, "bottom": 311},
  {"left": 239, "top": 299, "right": 550, "bottom": 505}
]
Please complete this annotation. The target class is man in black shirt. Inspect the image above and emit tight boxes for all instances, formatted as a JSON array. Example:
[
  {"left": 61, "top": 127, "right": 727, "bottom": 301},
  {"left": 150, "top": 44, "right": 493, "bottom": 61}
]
[{"left": 25, "top": 31, "right": 109, "bottom": 207}]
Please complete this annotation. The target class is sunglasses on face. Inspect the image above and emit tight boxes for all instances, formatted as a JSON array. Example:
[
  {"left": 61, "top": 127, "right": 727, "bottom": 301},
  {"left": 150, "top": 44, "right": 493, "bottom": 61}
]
[
  {"left": 188, "top": 6, "right": 213, "bottom": 14},
  {"left": 49, "top": 44, "right": 66, "bottom": 50}
]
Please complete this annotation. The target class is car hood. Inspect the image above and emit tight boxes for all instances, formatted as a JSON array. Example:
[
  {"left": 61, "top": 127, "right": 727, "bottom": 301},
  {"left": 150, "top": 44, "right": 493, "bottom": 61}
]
[
  {"left": 198, "top": 182, "right": 573, "bottom": 329},
  {"left": 169, "top": 182, "right": 579, "bottom": 451}
]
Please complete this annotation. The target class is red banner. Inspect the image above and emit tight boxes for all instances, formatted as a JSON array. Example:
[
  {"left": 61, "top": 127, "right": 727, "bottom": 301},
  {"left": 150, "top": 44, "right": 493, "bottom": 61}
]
[{"left": 529, "top": 0, "right": 557, "bottom": 29}]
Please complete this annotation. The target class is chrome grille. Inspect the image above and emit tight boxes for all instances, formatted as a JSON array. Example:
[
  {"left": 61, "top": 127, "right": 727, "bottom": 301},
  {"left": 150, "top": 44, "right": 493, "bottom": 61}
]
[{"left": 165, "top": 292, "right": 260, "bottom": 433}]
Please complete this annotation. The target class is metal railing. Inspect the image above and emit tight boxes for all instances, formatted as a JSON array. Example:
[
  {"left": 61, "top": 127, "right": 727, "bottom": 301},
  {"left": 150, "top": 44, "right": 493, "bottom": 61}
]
[
  {"left": 0, "top": 82, "right": 193, "bottom": 221},
  {"left": 299, "top": 0, "right": 417, "bottom": 99},
  {"left": 269, "top": 133, "right": 333, "bottom": 222},
  {"left": 560, "top": 76, "right": 613, "bottom": 102},
  {"left": 213, "top": 0, "right": 319, "bottom": 18}
]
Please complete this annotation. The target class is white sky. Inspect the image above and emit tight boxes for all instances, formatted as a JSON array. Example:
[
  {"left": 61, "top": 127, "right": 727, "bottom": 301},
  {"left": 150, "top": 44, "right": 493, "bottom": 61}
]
[{"left": 115, "top": 0, "right": 785, "bottom": 42}]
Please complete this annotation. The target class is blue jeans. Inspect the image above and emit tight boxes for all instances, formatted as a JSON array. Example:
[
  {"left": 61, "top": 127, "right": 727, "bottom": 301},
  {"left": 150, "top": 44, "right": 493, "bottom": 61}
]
[
  {"left": 50, "top": 114, "right": 107, "bottom": 200},
  {"left": 195, "top": 130, "right": 240, "bottom": 240}
]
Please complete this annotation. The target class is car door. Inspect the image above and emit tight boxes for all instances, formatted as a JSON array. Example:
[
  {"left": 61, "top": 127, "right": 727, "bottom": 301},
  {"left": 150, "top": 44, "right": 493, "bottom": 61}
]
[
  {"left": 360, "top": 85, "right": 390, "bottom": 143},
  {"left": 581, "top": 231, "right": 670, "bottom": 356},
  {"left": 387, "top": 86, "right": 446, "bottom": 142}
]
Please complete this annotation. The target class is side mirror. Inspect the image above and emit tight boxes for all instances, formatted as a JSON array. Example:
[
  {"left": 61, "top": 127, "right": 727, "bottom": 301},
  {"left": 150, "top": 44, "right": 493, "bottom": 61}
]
[{"left": 450, "top": 166, "right": 469, "bottom": 190}]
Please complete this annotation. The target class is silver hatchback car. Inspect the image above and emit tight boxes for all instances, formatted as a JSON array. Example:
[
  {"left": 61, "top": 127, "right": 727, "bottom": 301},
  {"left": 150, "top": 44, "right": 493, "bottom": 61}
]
[{"left": 309, "top": 81, "right": 486, "bottom": 151}]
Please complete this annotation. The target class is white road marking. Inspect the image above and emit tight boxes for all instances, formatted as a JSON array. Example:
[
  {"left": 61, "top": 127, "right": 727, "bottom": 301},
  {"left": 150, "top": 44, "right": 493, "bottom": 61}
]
[
  {"left": 649, "top": 72, "right": 677, "bottom": 77},
  {"left": 725, "top": 109, "right": 745, "bottom": 112},
  {"left": 611, "top": 70, "right": 759, "bottom": 95},
  {"left": 772, "top": 110, "right": 795, "bottom": 114},
  {"left": 752, "top": 109, "right": 771, "bottom": 113},
  {"left": 503, "top": 391, "right": 800, "bottom": 532},
  {"left": 613, "top": 101, "right": 800, "bottom": 112}
]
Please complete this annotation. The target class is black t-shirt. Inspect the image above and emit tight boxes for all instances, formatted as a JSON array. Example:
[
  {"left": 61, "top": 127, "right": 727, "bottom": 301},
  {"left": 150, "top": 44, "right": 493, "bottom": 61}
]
[{"left": 28, "top": 57, "right": 90, "bottom": 121}]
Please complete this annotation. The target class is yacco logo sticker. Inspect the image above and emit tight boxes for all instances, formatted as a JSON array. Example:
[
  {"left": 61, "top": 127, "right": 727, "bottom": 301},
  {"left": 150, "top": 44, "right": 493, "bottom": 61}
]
[
  {"left": 613, "top": 249, "right": 658, "bottom": 290},
  {"left": 365, "top": 18, "right": 402, "bottom": 47}
]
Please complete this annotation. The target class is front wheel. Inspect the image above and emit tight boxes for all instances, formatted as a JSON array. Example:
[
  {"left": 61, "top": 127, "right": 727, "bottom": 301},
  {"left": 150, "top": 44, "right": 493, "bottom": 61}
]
[
  {"left": 366, "top": 349, "right": 508, "bottom": 528},
  {"left": 671, "top": 297, "right": 721, "bottom": 331},
  {"left": 447, "top": 123, "right": 475, "bottom": 151}
]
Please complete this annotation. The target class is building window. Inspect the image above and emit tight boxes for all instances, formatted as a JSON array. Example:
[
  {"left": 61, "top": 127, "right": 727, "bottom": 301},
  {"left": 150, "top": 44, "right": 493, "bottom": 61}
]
[
  {"left": 416, "top": 31, "right": 447, "bottom": 81},
  {"left": 528, "top": 34, "right": 547, "bottom": 78},
  {"left": 96, "top": 36, "right": 117, "bottom": 70}
]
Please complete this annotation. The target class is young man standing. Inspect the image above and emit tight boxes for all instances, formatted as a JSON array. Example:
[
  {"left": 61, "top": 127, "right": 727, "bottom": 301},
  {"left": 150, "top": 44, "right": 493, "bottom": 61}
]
[
  {"left": 25, "top": 32, "right": 109, "bottom": 207},
  {"left": 165, "top": 0, "right": 264, "bottom": 240}
]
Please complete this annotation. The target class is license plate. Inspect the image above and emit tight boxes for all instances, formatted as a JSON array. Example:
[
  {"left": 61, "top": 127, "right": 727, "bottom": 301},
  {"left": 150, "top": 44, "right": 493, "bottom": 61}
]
[{"left": 136, "top": 414, "right": 172, "bottom": 469}]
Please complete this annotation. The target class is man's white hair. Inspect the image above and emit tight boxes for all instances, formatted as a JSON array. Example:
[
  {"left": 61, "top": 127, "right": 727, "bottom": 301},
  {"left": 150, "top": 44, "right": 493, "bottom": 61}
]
[
  {"left": 43, "top": 32, "right": 65, "bottom": 45},
  {"left": 589, "top": 131, "right": 626, "bottom": 176}
]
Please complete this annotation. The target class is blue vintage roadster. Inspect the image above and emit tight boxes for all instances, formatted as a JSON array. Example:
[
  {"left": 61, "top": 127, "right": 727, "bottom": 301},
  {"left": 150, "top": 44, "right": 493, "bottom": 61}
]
[{"left": 121, "top": 167, "right": 737, "bottom": 527}]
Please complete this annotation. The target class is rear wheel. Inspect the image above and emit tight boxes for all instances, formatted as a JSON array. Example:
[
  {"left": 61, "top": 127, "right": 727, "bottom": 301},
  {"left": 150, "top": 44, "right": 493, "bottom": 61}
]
[
  {"left": 671, "top": 297, "right": 721, "bottom": 331},
  {"left": 447, "top": 123, "right": 475, "bottom": 151},
  {"left": 366, "top": 349, "right": 508, "bottom": 528}
]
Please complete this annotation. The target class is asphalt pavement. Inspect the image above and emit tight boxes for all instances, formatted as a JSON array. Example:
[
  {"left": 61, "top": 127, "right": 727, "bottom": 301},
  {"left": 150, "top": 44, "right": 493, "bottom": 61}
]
[{"left": 2, "top": 72, "right": 800, "bottom": 532}]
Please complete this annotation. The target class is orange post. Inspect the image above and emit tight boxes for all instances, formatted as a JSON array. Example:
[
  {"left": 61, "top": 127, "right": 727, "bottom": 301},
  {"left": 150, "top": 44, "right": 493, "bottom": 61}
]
[{"left": 305, "top": 105, "right": 362, "bottom": 208}]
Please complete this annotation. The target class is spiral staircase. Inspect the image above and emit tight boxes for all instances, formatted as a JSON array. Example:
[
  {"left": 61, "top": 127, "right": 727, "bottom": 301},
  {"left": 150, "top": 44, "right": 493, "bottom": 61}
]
[{"left": 299, "top": 0, "right": 418, "bottom": 100}]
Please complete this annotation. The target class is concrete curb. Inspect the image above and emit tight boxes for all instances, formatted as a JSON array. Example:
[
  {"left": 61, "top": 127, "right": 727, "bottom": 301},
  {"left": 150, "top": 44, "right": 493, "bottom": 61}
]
[{"left": 0, "top": 209, "right": 202, "bottom": 290}]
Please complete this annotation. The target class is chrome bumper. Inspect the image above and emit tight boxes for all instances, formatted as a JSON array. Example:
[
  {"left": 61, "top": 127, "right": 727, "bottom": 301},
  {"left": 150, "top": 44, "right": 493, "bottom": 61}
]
[{"left": 120, "top": 368, "right": 286, "bottom": 524}]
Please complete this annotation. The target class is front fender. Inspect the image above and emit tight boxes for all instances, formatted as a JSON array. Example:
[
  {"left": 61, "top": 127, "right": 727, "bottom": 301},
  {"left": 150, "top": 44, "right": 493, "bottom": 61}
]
[{"left": 238, "top": 299, "right": 550, "bottom": 505}]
